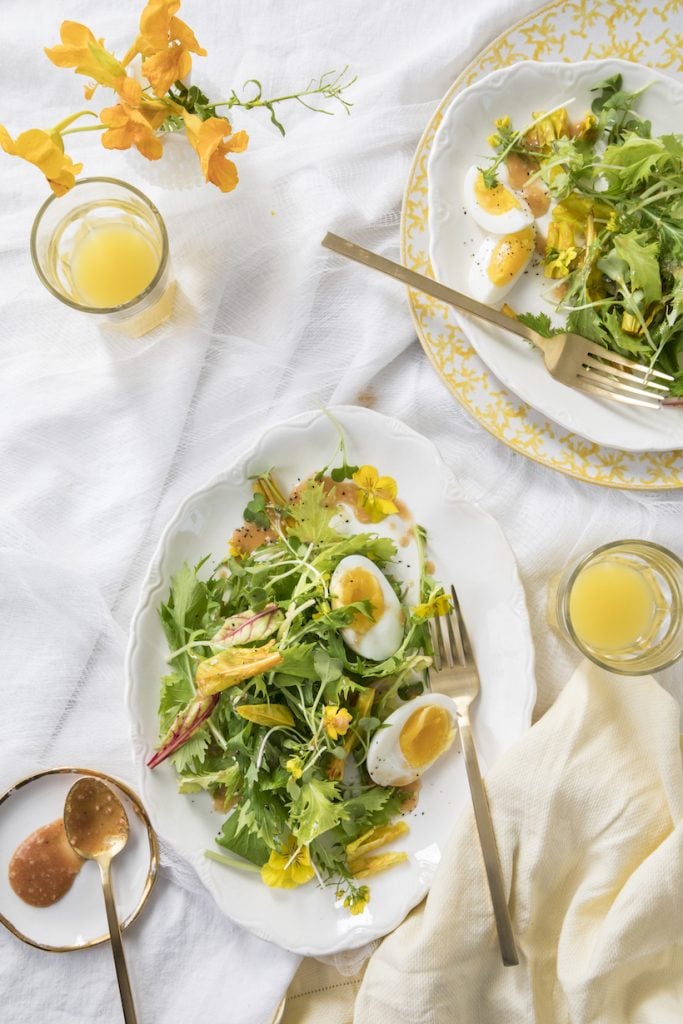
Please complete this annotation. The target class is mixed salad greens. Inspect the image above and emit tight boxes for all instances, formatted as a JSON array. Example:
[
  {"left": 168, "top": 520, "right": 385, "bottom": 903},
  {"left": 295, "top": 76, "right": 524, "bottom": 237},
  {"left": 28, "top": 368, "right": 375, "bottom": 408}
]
[
  {"left": 149, "top": 438, "right": 447, "bottom": 915},
  {"left": 482, "top": 73, "right": 683, "bottom": 395}
]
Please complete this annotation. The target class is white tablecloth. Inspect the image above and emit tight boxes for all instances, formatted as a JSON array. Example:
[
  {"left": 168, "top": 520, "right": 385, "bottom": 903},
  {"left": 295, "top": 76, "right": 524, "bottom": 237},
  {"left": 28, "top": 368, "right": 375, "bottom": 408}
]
[{"left": 1, "top": 2, "right": 681, "bottom": 1022}]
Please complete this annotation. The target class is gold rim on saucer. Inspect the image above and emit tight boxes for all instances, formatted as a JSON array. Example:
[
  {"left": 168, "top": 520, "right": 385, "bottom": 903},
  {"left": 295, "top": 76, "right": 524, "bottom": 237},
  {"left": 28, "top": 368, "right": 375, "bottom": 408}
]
[
  {"left": 400, "top": 0, "right": 683, "bottom": 491},
  {"left": 0, "top": 766, "right": 159, "bottom": 953}
]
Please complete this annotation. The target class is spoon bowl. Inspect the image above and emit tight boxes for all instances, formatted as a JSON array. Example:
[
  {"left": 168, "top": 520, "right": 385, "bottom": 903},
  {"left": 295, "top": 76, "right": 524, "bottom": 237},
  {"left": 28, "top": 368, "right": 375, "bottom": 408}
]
[
  {"left": 64, "top": 778, "right": 129, "bottom": 861},
  {"left": 64, "top": 778, "right": 138, "bottom": 1024}
]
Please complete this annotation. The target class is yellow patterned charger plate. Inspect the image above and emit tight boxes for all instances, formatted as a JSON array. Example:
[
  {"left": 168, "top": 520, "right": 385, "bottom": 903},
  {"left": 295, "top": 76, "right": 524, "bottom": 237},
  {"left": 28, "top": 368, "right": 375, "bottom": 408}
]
[{"left": 401, "top": 0, "right": 683, "bottom": 490}]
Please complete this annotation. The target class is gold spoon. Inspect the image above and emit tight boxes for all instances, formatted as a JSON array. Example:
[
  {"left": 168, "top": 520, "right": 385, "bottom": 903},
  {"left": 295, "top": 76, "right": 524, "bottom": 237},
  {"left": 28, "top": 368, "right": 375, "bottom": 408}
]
[{"left": 64, "top": 778, "right": 138, "bottom": 1024}]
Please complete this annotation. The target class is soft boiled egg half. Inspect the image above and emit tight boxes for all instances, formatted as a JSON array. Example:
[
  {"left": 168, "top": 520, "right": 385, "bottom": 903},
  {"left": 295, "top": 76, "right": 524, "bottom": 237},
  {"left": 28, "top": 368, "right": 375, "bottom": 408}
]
[
  {"left": 367, "top": 693, "right": 458, "bottom": 787},
  {"left": 330, "top": 554, "right": 404, "bottom": 662},
  {"left": 468, "top": 225, "right": 535, "bottom": 304},
  {"left": 463, "top": 163, "right": 533, "bottom": 235}
]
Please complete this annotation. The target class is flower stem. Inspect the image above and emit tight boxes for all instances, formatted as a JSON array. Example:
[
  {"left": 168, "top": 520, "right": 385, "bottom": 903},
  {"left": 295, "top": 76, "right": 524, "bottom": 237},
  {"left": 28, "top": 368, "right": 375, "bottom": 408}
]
[
  {"left": 60, "top": 124, "right": 106, "bottom": 136},
  {"left": 52, "top": 110, "right": 99, "bottom": 133}
]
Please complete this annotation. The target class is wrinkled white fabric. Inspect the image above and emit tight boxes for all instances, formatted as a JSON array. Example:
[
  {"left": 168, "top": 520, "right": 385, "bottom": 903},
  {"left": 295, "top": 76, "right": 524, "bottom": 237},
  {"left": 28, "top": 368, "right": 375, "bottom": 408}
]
[
  {"left": 0, "top": 1, "right": 681, "bottom": 1023},
  {"left": 355, "top": 663, "right": 683, "bottom": 1024}
]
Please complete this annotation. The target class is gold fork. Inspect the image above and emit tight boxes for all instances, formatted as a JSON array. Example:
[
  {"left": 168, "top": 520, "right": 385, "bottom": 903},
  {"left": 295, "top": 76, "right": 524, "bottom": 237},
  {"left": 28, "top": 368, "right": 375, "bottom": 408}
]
[
  {"left": 322, "top": 232, "right": 673, "bottom": 409},
  {"left": 429, "top": 584, "right": 519, "bottom": 967}
]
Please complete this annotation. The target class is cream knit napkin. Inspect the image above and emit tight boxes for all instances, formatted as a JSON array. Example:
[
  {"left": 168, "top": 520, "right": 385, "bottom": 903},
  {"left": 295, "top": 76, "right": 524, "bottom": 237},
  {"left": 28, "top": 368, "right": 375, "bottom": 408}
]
[{"left": 283, "top": 661, "right": 683, "bottom": 1023}]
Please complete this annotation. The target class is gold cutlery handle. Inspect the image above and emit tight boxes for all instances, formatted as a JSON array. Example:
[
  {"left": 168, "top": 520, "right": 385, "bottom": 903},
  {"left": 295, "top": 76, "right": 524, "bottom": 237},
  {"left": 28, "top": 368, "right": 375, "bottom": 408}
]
[
  {"left": 321, "top": 231, "right": 545, "bottom": 351},
  {"left": 100, "top": 859, "right": 139, "bottom": 1024},
  {"left": 457, "top": 709, "right": 519, "bottom": 966}
]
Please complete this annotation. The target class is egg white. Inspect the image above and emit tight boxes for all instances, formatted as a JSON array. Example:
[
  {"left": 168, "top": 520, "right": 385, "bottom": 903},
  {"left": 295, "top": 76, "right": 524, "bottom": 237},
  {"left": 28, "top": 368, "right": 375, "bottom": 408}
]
[
  {"left": 468, "top": 226, "right": 535, "bottom": 305},
  {"left": 463, "top": 163, "right": 534, "bottom": 235},
  {"left": 367, "top": 692, "right": 458, "bottom": 787},
  {"left": 330, "top": 554, "right": 404, "bottom": 662}
]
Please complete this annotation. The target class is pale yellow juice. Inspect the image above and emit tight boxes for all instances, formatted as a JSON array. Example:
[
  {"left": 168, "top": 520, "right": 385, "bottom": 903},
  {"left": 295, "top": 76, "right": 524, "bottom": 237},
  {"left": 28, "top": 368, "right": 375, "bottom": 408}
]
[
  {"left": 568, "top": 558, "right": 657, "bottom": 652},
  {"left": 71, "top": 223, "right": 160, "bottom": 308}
]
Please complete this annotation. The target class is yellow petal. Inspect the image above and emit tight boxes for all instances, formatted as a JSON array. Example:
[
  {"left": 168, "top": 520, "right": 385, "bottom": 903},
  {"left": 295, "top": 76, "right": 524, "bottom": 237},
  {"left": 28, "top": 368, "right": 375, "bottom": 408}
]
[
  {"left": 196, "top": 643, "right": 283, "bottom": 695},
  {"left": 353, "top": 465, "right": 379, "bottom": 490},
  {"left": 349, "top": 851, "right": 408, "bottom": 878},
  {"left": 375, "top": 476, "right": 398, "bottom": 499},
  {"left": 235, "top": 704, "right": 294, "bottom": 728},
  {"left": 346, "top": 821, "right": 409, "bottom": 858}
]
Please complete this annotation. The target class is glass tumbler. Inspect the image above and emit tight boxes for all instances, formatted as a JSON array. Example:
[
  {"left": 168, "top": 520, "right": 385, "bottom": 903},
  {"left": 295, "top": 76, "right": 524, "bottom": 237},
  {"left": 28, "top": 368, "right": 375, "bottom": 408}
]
[
  {"left": 30, "top": 177, "right": 174, "bottom": 337},
  {"left": 547, "top": 539, "right": 683, "bottom": 675}
]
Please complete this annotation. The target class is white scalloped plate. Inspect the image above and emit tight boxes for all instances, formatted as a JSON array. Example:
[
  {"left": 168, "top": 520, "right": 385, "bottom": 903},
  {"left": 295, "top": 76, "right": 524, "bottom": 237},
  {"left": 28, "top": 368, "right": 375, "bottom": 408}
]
[
  {"left": 428, "top": 58, "right": 683, "bottom": 453},
  {"left": 124, "top": 406, "right": 536, "bottom": 955}
]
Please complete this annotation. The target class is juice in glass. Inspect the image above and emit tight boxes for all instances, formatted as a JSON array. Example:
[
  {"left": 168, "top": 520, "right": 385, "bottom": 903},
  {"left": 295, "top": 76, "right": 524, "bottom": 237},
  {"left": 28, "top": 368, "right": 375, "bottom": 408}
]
[
  {"left": 31, "top": 177, "right": 173, "bottom": 336},
  {"left": 548, "top": 540, "right": 683, "bottom": 674}
]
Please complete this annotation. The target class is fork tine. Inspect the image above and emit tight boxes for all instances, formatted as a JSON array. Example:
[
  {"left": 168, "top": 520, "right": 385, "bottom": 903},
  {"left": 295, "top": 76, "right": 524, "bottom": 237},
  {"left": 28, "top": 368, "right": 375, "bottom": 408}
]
[
  {"left": 580, "top": 355, "right": 670, "bottom": 393},
  {"left": 428, "top": 618, "right": 443, "bottom": 671},
  {"left": 576, "top": 369, "right": 666, "bottom": 403},
  {"left": 450, "top": 585, "right": 473, "bottom": 661},
  {"left": 584, "top": 345, "right": 674, "bottom": 381},
  {"left": 443, "top": 599, "right": 461, "bottom": 666},
  {"left": 573, "top": 378, "right": 662, "bottom": 409}
]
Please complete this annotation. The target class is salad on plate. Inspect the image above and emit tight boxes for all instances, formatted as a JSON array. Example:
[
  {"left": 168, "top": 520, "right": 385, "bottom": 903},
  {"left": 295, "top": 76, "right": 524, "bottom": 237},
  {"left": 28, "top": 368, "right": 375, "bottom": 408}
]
[
  {"left": 146, "top": 429, "right": 456, "bottom": 916},
  {"left": 463, "top": 72, "right": 683, "bottom": 398}
]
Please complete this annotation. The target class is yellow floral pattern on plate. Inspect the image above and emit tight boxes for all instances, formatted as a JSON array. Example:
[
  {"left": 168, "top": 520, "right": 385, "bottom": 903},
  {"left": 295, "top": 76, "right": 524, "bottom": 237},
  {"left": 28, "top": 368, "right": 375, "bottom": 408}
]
[{"left": 401, "top": 0, "right": 683, "bottom": 490}]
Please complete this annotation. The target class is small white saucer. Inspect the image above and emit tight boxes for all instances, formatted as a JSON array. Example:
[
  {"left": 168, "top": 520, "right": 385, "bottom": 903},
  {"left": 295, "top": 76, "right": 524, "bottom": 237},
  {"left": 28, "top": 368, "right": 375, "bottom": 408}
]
[{"left": 0, "top": 767, "right": 158, "bottom": 952}]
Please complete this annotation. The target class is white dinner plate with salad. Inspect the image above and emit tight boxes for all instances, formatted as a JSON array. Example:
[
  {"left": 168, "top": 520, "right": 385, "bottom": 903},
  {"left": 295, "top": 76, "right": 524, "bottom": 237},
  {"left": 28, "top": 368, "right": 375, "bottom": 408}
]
[
  {"left": 125, "top": 406, "right": 536, "bottom": 955},
  {"left": 428, "top": 58, "right": 683, "bottom": 453}
]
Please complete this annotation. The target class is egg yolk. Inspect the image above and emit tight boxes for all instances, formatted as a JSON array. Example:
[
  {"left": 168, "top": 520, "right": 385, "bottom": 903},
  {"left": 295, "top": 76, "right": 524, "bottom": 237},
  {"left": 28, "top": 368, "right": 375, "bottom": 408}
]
[
  {"left": 474, "top": 171, "right": 520, "bottom": 215},
  {"left": 487, "top": 226, "right": 535, "bottom": 285},
  {"left": 335, "top": 568, "right": 385, "bottom": 635},
  {"left": 399, "top": 705, "right": 453, "bottom": 768}
]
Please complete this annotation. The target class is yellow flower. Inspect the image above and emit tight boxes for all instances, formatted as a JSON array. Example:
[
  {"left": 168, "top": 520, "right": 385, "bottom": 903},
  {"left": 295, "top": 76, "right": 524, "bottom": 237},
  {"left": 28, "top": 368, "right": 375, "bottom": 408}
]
[
  {"left": 343, "top": 885, "right": 370, "bottom": 916},
  {"left": 323, "top": 705, "right": 353, "bottom": 741},
  {"left": 100, "top": 100, "right": 168, "bottom": 160},
  {"left": 134, "top": 0, "right": 207, "bottom": 97},
  {"left": 261, "top": 841, "right": 315, "bottom": 889},
  {"left": 195, "top": 642, "right": 283, "bottom": 696},
  {"left": 45, "top": 21, "right": 141, "bottom": 104},
  {"left": 413, "top": 591, "right": 452, "bottom": 620},
  {"left": 352, "top": 465, "right": 399, "bottom": 522},
  {"left": 348, "top": 851, "right": 408, "bottom": 878},
  {"left": 285, "top": 757, "right": 304, "bottom": 779},
  {"left": 494, "top": 116, "right": 511, "bottom": 130},
  {"left": 182, "top": 112, "right": 249, "bottom": 193},
  {"left": 0, "top": 125, "right": 82, "bottom": 196}
]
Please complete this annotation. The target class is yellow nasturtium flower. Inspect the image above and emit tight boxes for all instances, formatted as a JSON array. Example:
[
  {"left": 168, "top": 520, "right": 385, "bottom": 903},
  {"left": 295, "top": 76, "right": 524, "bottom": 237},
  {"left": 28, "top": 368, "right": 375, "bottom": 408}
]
[
  {"left": 182, "top": 112, "right": 249, "bottom": 193},
  {"left": 0, "top": 125, "right": 82, "bottom": 196},
  {"left": 342, "top": 886, "right": 370, "bottom": 916},
  {"left": 261, "top": 842, "right": 315, "bottom": 889},
  {"left": 133, "top": 0, "right": 207, "bottom": 96},
  {"left": 45, "top": 21, "right": 142, "bottom": 103},
  {"left": 323, "top": 705, "right": 353, "bottom": 741},
  {"left": 413, "top": 591, "right": 452, "bottom": 620},
  {"left": 352, "top": 465, "right": 399, "bottom": 522},
  {"left": 100, "top": 99, "right": 169, "bottom": 160},
  {"left": 285, "top": 757, "right": 304, "bottom": 780}
]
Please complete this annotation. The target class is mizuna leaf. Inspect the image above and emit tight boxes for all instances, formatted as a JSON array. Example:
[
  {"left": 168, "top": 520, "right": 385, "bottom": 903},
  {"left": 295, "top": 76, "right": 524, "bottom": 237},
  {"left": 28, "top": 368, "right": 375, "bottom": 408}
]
[
  {"left": 147, "top": 693, "right": 219, "bottom": 768},
  {"left": 235, "top": 704, "right": 295, "bottom": 728},
  {"left": 212, "top": 603, "right": 283, "bottom": 648},
  {"left": 195, "top": 642, "right": 283, "bottom": 695}
]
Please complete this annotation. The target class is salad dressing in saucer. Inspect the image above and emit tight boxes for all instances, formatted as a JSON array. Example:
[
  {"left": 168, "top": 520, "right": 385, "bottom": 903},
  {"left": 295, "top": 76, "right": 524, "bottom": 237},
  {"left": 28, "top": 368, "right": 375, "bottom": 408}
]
[{"left": 9, "top": 819, "right": 84, "bottom": 907}]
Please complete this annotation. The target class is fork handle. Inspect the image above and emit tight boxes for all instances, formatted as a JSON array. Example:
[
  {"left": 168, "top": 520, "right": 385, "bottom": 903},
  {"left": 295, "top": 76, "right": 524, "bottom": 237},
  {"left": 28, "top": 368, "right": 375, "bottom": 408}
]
[
  {"left": 457, "top": 709, "right": 519, "bottom": 967},
  {"left": 321, "top": 232, "right": 547, "bottom": 353}
]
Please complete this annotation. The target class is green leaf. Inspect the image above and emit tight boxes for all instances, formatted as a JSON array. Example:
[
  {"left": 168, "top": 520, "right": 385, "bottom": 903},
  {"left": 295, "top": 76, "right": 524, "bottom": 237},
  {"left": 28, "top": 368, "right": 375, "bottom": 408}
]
[
  {"left": 516, "top": 311, "right": 563, "bottom": 338},
  {"left": 169, "top": 729, "right": 211, "bottom": 772},
  {"left": 330, "top": 463, "right": 359, "bottom": 483},
  {"left": 313, "top": 647, "right": 343, "bottom": 685},
  {"left": 216, "top": 811, "right": 270, "bottom": 867},
  {"left": 288, "top": 480, "right": 339, "bottom": 544},
  {"left": 158, "top": 672, "right": 194, "bottom": 732},
  {"left": 243, "top": 493, "right": 270, "bottom": 530},
  {"left": 291, "top": 777, "right": 348, "bottom": 844},
  {"left": 178, "top": 763, "right": 241, "bottom": 796},
  {"left": 613, "top": 231, "right": 662, "bottom": 309}
]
